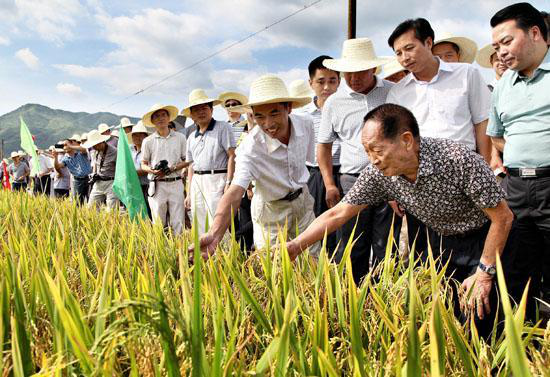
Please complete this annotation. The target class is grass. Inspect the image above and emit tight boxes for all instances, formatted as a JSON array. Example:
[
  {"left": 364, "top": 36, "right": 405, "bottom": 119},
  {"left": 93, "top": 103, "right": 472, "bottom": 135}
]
[{"left": 0, "top": 190, "right": 549, "bottom": 376}]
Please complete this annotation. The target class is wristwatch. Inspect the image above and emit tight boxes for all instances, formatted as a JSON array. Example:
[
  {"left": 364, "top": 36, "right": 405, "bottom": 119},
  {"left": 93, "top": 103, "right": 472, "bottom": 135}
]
[{"left": 478, "top": 262, "right": 497, "bottom": 277}]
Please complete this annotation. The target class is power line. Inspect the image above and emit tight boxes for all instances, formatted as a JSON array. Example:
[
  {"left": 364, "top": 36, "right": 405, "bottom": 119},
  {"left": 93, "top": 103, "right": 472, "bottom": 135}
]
[{"left": 107, "top": 0, "right": 325, "bottom": 108}]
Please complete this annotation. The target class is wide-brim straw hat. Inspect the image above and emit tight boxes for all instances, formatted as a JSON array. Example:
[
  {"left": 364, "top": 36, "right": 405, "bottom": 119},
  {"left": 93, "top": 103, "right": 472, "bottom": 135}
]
[
  {"left": 289, "top": 79, "right": 314, "bottom": 99},
  {"left": 382, "top": 58, "right": 408, "bottom": 79},
  {"left": 131, "top": 121, "right": 150, "bottom": 135},
  {"left": 142, "top": 104, "right": 179, "bottom": 128},
  {"left": 10, "top": 151, "right": 20, "bottom": 159},
  {"left": 433, "top": 33, "right": 478, "bottom": 64},
  {"left": 323, "top": 38, "right": 391, "bottom": 73},
  {"left": 229, "top": 74, "right": 312, "bottom": 114},
  {"left": 218, "top": 91, "right": 249, "bottom": 108},
  {"left": 119, "top": 117, "right": 135, "bottom": 129},
  {"left": 80, "top": 132, "right": 88, "bottom": 141},
  {"left": 68, "top": 134, "right": 81, "bottom": 142},
  {"left": 181, "top": 89, "right": 221, "bottom": 117},
  {"left": 82, "top": 130, "right": 111, "bottom": 149},
  {"left": 97, "top": 123, "right": 113, "bottom": 134},
  {"left": 475, "top": 44, "right": 497, "bottom": 69}
]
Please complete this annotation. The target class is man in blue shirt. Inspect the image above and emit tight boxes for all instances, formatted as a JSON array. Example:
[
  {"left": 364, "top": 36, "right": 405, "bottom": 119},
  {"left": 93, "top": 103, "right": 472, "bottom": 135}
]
[
  {"left": 487, "top": 2, "right": 550, "bottom": 321},
  {"left": 54, "top": 137, "right": 92, "bottom": 204}
]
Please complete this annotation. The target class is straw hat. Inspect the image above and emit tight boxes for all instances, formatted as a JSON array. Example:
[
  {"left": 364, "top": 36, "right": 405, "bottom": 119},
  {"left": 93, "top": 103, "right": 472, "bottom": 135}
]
[
  {"left": 288, "top": 79, "right": 314, "bottom": 99},
  {"left": 382, "top": 58, "right": 407, "bottom": 79},
  {"left": 433, "top": 33, "right": 478, "bottom": 63},
  {"left": 323, "top": 38, "right": 391, "bottom": 73},
  {"left": 97, "top": 123, "right": 113, "bottom": 134},
  {"left": 119, "top": 117, "right": 135, "bottom": 129},
  {"left": 18, "top": 151, "right": 25, "bottom": 156},
  {"left": 142, "top": 103, "right": 179, "bottom": 128},
  {"left": 68, "top": 134, "right": 81, "bottom": 142},
  {"left": 229, "top": 74, "right": 312, "bottom": 114},
  {"left": 10, "top": 151, "right": 20, "bottom": 159},
  {"left": 218, "top": 91, "right": 249, "bottom": 108},
  {"left": 131, "top": 121, "right": 150, "bottom": 135},
  {"left": 181, "top": 89, "right": 221, "bottom": 117},
  {"left": 82, "top": 130, "right": 111, "bottom": 149},
  {"left": 80, "top": 132, "right": 88, "bottom": 141},
  {"left": 475, "top": 44, "right": 497, "bottom": 69}
]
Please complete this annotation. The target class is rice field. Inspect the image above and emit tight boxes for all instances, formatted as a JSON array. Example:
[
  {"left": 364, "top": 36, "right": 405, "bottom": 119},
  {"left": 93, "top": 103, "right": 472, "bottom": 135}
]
[{"left": 0, "top": 190, "right": 548, "bottom": 376}]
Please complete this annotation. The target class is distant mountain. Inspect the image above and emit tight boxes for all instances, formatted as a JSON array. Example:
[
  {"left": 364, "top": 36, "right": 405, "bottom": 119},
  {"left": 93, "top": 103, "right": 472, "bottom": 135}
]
[{"left": 0, "top": 104, "right": 140, "bottom": 157}]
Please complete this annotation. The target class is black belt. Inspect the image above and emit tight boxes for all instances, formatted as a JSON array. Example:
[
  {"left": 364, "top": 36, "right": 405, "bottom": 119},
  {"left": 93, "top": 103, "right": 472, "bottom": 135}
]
[
  {"left": 279, "top": 188, "right": 303, "bottom": 201},
  {"left": 156, "top": 177, "right": 181, "bottom": 182},
  {"left": 340, "top": 172, "right": 360, "bottom": 177},
  {"left": 97, "top": 176, "right": 114, "bottom": 181},
  {"left": 507, "top": 167, "right": 549, "bottom": 178},
  {"left": 194, "top": 169, "right": 227, "bottom": 175},
  {"left": 307, "top": 165, "right": 341, "bottom": 172},
  {"left": 74, "top": 176, "right": 89, "bottom": 181}
]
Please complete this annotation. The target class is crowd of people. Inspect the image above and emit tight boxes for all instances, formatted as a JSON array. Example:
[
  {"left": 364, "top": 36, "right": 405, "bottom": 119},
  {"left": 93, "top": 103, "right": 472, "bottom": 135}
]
[{"left": 3, "top": 2, "right": 549, "bottom": 337}]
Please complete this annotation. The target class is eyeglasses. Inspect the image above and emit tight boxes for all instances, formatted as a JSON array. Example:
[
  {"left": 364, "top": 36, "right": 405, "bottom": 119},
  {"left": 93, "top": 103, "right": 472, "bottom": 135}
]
[{"left": 225, "top": 101, "right": 241, "bottom": 108}]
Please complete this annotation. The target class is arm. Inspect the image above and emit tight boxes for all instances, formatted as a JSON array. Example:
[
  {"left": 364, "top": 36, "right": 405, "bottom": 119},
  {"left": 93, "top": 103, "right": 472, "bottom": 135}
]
[
  {"left": 490, "top": 137, "right": 505, "bottom": 153},
  {"left": 461, "top": 200, "right": 514, "bottom": 319},
  {"left": 184, "top": 164, "right": 194, "bottom": 209},
  {"left": 474, "top": 119, "right": 492, "bottom": 164},
  {"left": 191, "top": 185, "right": 246, "bottom": 259},
  {"left": 317, "top": 143, "right": 340, "bottom": 208},
  {"left": 286, "top": 201, "right": 367, "bottom": 260},
  {"left": 225, "top": 148, "right": 236, "bottom": 192},
  {"left": 490, "top": 145, "right": 504, "bottom": 171},
  {"left": 69, "top": 145, "right": 88, "bottom": 154},
  {"left": 53, "top": 153, "right": 65, "bottom": 174}
]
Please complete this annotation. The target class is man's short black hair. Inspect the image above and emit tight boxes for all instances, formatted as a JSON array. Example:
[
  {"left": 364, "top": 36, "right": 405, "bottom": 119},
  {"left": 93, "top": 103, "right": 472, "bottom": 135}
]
[
  {"left": 364, "top": 104, "right": 420, "bottom": 140},
  {"left": 490, "top": 2, "right": 548, "bottom": 39},
  {"left": 388, "top": 18, "right": 435, "bottom": 49},
  {"left": 308, "top": 55, "right": 339, "bottom": 79},
  {"left": 541, "top": 11, "right": 550, "bottom": 42}
]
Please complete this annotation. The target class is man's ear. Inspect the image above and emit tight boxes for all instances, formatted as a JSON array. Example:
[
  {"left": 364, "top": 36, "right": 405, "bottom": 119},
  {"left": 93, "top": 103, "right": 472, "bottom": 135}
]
[{"left": 401, "top": 131, "right": 415, "bottom": 150}]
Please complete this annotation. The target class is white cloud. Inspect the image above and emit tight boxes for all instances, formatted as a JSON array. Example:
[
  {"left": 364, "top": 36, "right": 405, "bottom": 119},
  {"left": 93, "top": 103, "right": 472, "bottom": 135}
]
[
  {"left": 15, "top": 48, "right": 39, "bottom": 69},
  {"left": 56, "top": 82, "right": 83, "bottom": 97}
]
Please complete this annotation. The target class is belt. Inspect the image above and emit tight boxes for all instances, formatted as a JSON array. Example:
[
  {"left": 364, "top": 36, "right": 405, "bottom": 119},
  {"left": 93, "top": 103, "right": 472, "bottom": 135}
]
[
  {"left": 340, "top": 172, "right": 360, "bottom": 177},
  {"left": 307, "top": 165, "right": 341, "bottom": 172},
  {"left": 74, "top": 176, "right": 89, "bottom": 181},
  {"left": 507, "top": 167, "right": 549, "bottom": 178},
  {"left": 279, "top": 188, "right": 303, "bottom": 201},
  {"left": 97, "top": 176, "right": 114, "bottom": 181},
  {"left": 156, "top": 177, "right": 181, "bottom": 182},
  {"left": 194, "top": 169, "right": 227, "bottom": 175}
]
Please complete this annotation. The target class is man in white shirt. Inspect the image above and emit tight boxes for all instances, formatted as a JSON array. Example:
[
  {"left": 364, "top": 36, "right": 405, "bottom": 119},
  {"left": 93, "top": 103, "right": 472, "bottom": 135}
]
[
  {"left": 191, "top": 74, "right": 319, "bottom": 259},
  {"left": 30, "top": 149, "right": 54, "bottom": 195}
]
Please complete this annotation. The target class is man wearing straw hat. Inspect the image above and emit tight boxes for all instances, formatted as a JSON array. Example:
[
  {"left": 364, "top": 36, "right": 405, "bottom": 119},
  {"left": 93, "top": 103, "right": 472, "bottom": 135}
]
[
  {"left": 54, "top": 134, "right": 92, "bottom": 204},
  {"left": 80, "top": 129, "right": 119, "bottom": 210},
  {"left": 8, "top": 151, "right": 30, "bottom": 191},
  {"left": 49, "top": 144, "right": 71, "bottom": 198},
  {"left": 476, "top": 44, "right": 508, "bottom": 91},
  {"left": 191, "top": 74, "right": 319, "bottom": 259},
  {"left": 318, "top": 38, "right": 397, "bottom": 284},
  {"left": 293, "top": 55, "right": 341, "bottom": 255},
  {"left": 141, "top": 104, "right": 188, "bottom": 234},
  {"left": 98, "top": 123, "right": 118, "bottom": 148},
  {"left": 432, "top": 32, "right": 478, "bottom": 64},
  {"left": 130, "top": 121, "right": 151, "bottom": 218},
  {"left": 381, "top": 58, "right": 409, "bottom": 83},
  {"left": 218, "top": 91, "right": 249, "bottom": 144},
  {"left": 182, "top": 89, "right": 236, "bottom": 236}
]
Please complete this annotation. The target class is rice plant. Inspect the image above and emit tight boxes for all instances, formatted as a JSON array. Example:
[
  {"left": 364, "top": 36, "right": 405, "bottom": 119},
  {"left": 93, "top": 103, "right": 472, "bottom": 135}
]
[{"left": 0, "top": 190, "right": 548, "bottom": 376}]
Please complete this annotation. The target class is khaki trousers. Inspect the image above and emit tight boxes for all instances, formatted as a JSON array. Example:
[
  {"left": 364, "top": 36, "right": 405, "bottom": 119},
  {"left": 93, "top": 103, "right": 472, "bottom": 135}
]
[
  {"left": 251, "top": 187, "right": 320, "bottom": 257},
  {"left": 190, "top": 172, "right": 226, "bottom": 236},
  {"left": 88, "top": 180, "right": 119, "bottom": 210},
  {"left": 148, "top": 180, "right": 185, "bottom": 235}
]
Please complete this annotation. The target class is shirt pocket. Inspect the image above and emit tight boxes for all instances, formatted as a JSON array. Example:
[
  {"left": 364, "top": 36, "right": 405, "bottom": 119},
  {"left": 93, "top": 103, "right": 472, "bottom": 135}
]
[{"left": 436, "top": 88, "right": 470, "bottom": 125}]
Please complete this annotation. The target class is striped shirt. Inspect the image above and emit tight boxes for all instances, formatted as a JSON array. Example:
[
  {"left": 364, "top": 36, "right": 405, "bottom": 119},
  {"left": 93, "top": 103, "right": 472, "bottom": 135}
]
[
  {"left": 186, "top": 119, "right": 236, "bottom": 171},
  {"left": 229, "top": 117, "right": 246, "bottom": 145},
  {"left": 61, "top": 152, "right": 92, "bottom": 178},
  {"left": 318, "top": 77, "right": 393, "bottom": 174},
  {"left": 297, "top": 98, "right": 341, "bottom": 166}
]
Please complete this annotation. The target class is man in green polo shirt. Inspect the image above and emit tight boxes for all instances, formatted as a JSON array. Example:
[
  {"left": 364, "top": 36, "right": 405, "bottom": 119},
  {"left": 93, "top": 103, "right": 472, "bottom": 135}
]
[{"left": 487, "top": 2, "right": 549, "bottom": 321}]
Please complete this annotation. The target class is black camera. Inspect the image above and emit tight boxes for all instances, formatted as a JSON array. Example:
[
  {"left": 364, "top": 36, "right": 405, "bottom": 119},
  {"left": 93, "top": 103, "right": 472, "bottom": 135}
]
[
  {"left": 55, "top": 143, "right": 65, "bottom": 149},
  {"left": 154, "top": 160, "right": 172, "bottom": 176},
  {"left": 88, "top": 174, "right": 100, "bottom": 186}
]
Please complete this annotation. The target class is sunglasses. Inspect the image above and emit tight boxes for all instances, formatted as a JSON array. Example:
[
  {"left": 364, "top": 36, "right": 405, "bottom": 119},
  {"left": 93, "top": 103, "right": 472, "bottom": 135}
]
[{"left": 225, "top": 101, "right": 241, "bottom": 108}]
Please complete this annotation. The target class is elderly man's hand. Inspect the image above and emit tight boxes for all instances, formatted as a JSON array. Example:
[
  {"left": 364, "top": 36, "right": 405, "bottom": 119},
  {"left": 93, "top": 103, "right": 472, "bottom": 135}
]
[
  {"left": 389, "top": 200, "right": 405, "bottom": 217},
  {"left": 460, "top": 270, "right": 494, "bottom": 319},
  {"left": 188, "top": 232, "right": 220, "bottom": 263}
]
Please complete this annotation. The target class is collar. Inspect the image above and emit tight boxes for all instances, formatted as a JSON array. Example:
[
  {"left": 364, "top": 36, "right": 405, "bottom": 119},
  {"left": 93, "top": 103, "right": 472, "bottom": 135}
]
[
  {"left": 513, "top": 48, "right": 550, "bottom": 84},
  {"left": 229, "top": 116, "right": 244, "bottom": 125},
  {"left": 303, "top": 97, "right": 320, "bottom": 114},
  {"left": 348, "top": 75, "right": 384, "bottom": 96},
  {"left": 154, "top": 130, "right": 176, "bottom": 139},
  {"left": 264, "top": 116, "right": 304, "bottom": 154},
  {"left": 194, "top": 118, "right": 216, "bottom": 137},
  {"left": 404, "top": 57, "right": 453, "bottom": 86}
]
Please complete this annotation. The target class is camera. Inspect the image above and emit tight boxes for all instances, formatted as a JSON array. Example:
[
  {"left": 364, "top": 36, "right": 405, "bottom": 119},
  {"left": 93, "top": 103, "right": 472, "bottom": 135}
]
[
  {"left": 54, "top": 143, "right": 65, "bottom": 149},
  {"left": 88, "top": 174, "right": 100, "bottom": 186},
  {"left": 154, "top": 160, "right": 172, "bottom": 176}
]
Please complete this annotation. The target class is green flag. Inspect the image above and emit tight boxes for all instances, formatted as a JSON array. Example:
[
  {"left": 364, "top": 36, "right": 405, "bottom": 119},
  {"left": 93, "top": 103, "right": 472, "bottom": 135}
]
[
  {"left": 19, "top": 117, "right": 40, "bottom": 176},
  {"left": 112, "top": 130, "right": 148, "bottom": 220}
]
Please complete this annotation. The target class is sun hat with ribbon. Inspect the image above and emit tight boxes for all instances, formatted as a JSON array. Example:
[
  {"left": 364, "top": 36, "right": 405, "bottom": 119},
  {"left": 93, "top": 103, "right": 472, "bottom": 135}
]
[
  {"left": 82, "top": 130, "right": 111, "bottom": 149},
  {"left": 97, "top": 123, "right": 113, "bottom": 134},
  {"left": 142, "top": 104, "right": 179, "bottom": 128},
  {"left": 323, "top": 38, "right": 391, "bottom": 73},
  {"left": 382, "top": 58, "right": 408, "bottom": 79},
  {"left": 433, "top": 32, "right": 478, "bottom": 63},
  {"left": 119, "top": 117, "right": 135, "bottom": 130},
  {"left": 475, "top": 44, "right": 497, "bottom": 69},
  {"left": 288, "top": 79, "right": 314, "bottom": 99},
  {"left": 218, "top": 91, "right": 249, "bottom": 108},
  {"left": 229, "top": 74, "right": 312, "bottom": 114},
  {"left": 131, "top": 121, "right": 150, "bottom": 135},
  {"left": 181, "top": 89, "right": 221, "bottom": 117}
]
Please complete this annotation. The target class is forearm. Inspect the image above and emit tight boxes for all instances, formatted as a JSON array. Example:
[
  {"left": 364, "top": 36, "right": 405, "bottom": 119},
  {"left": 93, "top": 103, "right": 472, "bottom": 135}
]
[
  {"left": 186, "top": 166, "right": 194, "bottom": 193},
  {"left": 210, "top": 185, "right": 245, "bottom": 239},
  {"left": 141, "top": 161, "right": 155, "bottom": 175},
  {"left": 317, "top": 143, "right": 335, "bottom": 187},
  {"left": 490, "top": 137, "right": 505, "bottom": 153},
  {"left": 480, "top": 202, "right": 514, "bottom": 265},
  {"left": 226, "top": 153, "right": 235, "bottom": 182},
  {"left": 474, "top": 120, "right": 492, "bottom": 164},
  {"left": 71, "top": 145, "right": 87, "bottom": 154}
]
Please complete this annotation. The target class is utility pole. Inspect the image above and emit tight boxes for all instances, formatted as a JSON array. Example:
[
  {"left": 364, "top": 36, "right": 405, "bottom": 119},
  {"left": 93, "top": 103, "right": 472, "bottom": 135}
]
[
  {"left": 0, "top": 139, "right": 3, "bottom": 160},
  {"left": 348, "top": 0, "right": 356, "bottom": 39}
]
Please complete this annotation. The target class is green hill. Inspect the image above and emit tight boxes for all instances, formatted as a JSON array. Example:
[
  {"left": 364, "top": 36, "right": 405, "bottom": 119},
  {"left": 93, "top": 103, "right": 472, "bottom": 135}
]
[{"left": 0, "top": 104, "right": 140, "bottom": 157}]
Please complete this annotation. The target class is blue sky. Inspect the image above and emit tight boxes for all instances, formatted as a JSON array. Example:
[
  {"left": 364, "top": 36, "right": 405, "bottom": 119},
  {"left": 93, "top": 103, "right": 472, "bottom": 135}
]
[{"left": 0, "top": 0, "right": 548, "bottom": 123}]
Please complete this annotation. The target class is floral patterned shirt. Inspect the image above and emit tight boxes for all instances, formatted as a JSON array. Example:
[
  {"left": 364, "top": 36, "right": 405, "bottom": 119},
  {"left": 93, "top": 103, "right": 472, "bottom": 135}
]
[{"left": 342, "top": 137, "right": 504, "bottom": 235}]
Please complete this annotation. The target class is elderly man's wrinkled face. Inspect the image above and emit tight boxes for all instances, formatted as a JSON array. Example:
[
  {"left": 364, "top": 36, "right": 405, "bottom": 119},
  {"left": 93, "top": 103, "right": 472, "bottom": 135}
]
[
  {"left": 252, "top": 102, "right": 291, "bottom": 141},
  {"left": 432, "top": 42, "right": 460, "bottom": 63},
  {"left": 190, "top": 103, "right": 213, "bottom": 125},
  {"left": 393, "top": 29, "right": 434, "bottom": 74},
  {"left": 151, "top": 109, "right": 170, "bottom": 128}
]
